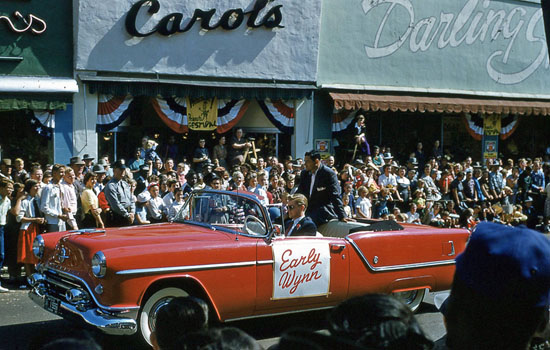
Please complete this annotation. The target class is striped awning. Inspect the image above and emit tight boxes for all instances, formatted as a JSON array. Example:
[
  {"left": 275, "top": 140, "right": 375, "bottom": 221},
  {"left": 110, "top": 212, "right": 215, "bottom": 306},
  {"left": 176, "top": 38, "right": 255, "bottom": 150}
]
[{"left": 329, "top": 92, "right": 550, "bottom": 116}]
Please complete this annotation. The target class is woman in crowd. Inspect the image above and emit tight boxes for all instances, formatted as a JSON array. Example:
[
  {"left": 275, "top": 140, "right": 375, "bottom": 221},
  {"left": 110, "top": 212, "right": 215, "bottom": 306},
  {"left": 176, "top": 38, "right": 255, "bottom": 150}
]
[
  {"left": 80, "top": 172, "right": 104, "bottom": 229},
  {"left": 16, "top": 179, "right": 44, "bottom": 276},
  {"left": 396, "top": 166, "right": 411, "bottom": 203}
]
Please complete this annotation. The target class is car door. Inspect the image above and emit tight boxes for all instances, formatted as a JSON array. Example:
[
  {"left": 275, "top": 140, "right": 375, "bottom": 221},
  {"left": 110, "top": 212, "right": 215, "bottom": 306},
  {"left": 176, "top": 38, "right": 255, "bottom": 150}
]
[{"left": 254, "top": 234, "right": 350, "bottom": 315}]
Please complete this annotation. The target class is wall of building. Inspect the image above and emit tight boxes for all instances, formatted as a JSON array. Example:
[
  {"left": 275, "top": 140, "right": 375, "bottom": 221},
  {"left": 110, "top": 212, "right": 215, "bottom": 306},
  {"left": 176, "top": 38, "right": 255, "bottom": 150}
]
[
  {"left": 72, "top": 82, "right": 99, "bottom": 159},
  {"left": 76, "top": 0, "right": 321, "bottom": 83},
  {"left": 317, "top": 0, "right": 550, "bottom": 98}
]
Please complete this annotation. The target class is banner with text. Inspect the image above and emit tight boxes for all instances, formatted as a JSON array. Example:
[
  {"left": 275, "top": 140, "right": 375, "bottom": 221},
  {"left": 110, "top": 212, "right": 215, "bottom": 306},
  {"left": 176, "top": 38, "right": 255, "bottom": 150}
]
[
  {"left": 272, "top": 240, "right": 330, "bottom": 299},
  {"left": 187, "top": 98, "right": 218, "bottom": 131},
  {"left": 483, "top": 115, "right": 500, "bottom": 160}
]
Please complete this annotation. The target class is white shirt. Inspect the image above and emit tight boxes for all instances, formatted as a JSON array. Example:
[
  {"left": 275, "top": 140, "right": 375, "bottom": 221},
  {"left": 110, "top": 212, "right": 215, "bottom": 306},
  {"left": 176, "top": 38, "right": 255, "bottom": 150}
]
[
  {"left": 16, "top": 195, "right": 38, "bottom": 230},
  {"left": 378, "top": 173, "right": 397, "bottom": 187},
  {"left": 309, "top": 169, "right": 318, "bottom": 197},
  {"left": 147, "top": 196, "right": 164, "bottom": 220},
  {"left": 0, "top": 194, "right": 11, "bottom": 225},
  {"left": 406, "top": 211, "right": 420, "bottom": 223},
  {"left": 40, "top": 183, "right": 63, "bottom": 224},
  {"left": 356, "top": 197, "right": 372, "bottom": 219}
]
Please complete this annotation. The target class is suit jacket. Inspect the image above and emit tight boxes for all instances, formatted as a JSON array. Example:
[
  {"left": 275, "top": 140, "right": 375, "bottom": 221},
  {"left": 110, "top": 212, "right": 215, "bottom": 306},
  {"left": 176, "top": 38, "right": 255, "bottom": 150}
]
[
  {"left": 285, "top": 216, "right": 317, "bottom": 236},
  {"left": 297, "top": 164, "right": 346, "bottom": 226}
]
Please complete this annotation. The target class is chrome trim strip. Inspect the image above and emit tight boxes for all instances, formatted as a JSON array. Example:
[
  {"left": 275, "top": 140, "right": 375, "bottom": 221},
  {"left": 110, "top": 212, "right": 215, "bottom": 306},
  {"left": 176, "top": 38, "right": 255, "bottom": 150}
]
[
  {"left": 345, "top": 237, "right": 456, "bottom": 272},
  {"left": 257, "top": 260, "right": 274, "bottom": 266},
  {"left": 40, "top": 265, "right": 139, "bottom": 312},
  {"left": 116, "top": 261, "right": 257, "bottom": 275},
  {"left": 225, "top": 306, "right": 334, "bottom": 322}
]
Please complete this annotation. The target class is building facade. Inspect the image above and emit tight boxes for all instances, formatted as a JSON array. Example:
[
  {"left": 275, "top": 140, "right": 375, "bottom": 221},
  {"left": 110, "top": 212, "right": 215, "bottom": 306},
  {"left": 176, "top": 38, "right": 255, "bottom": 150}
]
[
  {"left": 0, "top": 0, "right": 77, "bottom": 164},
  {"left": 73, "top": 0, "right": 321, "bottom": 162},
  {"left": 317, "top": 0, "right": 550, "bottom": 163}
]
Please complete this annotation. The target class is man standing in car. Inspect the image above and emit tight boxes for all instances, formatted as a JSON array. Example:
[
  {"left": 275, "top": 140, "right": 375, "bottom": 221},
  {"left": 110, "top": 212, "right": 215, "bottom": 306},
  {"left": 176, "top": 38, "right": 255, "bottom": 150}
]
[{"left": 297, "top": 151, "right": 349, "bottom": 227}]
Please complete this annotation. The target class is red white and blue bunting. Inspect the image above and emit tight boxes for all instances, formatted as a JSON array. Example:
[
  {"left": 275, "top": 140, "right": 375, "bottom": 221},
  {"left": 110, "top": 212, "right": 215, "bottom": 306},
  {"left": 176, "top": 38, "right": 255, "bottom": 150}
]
[
  {"left": 331, "top": 110, "right": 357, "bottom": 135},
  {"left": 257, "top": 99, "right": 295, "bottom": 134},
  {"left": 151, "top": 97, "right": 189, "bottom": 134},
  {"left": 151, "top": 97, "right": 250, "bottom": 134},
  {"left": 31, "top": 110, "right": 55, "bottom": 138},
  {"left": 217, "top": 99, "right": 250, "bottom": 134},
  {"left": 463, "top": 113, "right": 520, "bottom": 141},
  {"left": 96, "top": 95, "right": 135, "bottom": 132}
]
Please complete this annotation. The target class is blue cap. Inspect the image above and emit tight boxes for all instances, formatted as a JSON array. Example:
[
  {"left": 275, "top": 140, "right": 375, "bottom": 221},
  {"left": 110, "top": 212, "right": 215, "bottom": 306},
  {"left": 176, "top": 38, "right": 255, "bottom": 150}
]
[{"left": 455, "top": 222, "right": 550, "bottom": 307}]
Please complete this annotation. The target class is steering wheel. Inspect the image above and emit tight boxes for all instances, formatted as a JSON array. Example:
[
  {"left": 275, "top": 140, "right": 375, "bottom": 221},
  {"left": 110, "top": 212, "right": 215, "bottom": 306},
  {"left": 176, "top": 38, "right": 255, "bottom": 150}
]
[{"left": 244, "top": 215, "right": 266, "bottom": 235}]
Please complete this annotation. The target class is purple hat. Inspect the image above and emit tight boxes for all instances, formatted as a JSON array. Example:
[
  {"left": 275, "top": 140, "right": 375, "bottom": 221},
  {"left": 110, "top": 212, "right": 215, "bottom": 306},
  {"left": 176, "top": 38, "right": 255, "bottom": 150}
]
[{"left": 455, "top": 222, "right": 550, "bottom": 307}]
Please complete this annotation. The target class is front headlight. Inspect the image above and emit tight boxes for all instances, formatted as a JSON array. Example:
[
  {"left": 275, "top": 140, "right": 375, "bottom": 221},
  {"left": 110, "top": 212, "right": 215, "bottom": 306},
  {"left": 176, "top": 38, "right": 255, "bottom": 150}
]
[
  {"left": 91, "top": 251, "right": 107, "bottom": 278},
  {"left": 33, "top": 235, "right": 45, "bottom": 259}
]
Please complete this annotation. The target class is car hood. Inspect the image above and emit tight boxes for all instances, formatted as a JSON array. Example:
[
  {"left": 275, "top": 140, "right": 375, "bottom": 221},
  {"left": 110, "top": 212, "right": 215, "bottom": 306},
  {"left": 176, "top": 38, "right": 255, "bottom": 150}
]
[{"left": 61, "top": 222, "right": 235, "bottom": 250}]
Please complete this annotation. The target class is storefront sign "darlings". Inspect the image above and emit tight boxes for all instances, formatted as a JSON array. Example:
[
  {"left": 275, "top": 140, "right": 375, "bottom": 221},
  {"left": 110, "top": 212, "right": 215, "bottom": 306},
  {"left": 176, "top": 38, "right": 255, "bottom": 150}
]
[
  {"left": 362, "top": 0, "right": 547, "bottom": 85},
  {"left": 125, "top": 0, "right": 284, "bottom": 37}
]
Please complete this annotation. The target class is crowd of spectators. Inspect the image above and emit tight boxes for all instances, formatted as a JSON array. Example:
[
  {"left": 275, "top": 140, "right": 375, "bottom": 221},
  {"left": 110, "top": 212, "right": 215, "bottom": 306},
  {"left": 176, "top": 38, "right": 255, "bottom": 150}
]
[
  {"left": 1, "top": 127, "right": 550, "bottom": 347},
  {"left": 1, "top": 130, "right": 550, "bottom": 287}
]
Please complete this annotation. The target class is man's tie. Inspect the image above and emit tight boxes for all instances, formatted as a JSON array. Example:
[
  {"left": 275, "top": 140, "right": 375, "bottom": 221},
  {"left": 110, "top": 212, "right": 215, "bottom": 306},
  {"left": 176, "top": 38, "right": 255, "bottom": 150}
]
[{"left": 285, "top": 222, "right": 294, "bottom": 236}]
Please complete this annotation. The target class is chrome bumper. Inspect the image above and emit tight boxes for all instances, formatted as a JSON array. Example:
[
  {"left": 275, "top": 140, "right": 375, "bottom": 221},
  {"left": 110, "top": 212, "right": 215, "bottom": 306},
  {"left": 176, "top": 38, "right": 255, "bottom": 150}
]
[{"left": 28, "top": 272, "right": 138, "bottom": 336}]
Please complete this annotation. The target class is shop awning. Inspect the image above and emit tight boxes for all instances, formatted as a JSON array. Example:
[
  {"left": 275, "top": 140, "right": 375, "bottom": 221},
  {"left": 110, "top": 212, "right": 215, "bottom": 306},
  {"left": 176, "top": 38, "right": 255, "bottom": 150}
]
[
  {"left": 329, "top": 92, "right": 550, "bottom": 116},
  {"left": 81, "top": 75, "right": 314, "bottom": 100}
]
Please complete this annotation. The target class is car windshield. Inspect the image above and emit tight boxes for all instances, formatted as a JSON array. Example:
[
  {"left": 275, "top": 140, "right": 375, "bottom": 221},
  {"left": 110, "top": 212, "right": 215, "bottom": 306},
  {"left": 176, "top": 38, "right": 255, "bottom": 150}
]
[{"left": 174, "top": 190, "right": 269, "bottom": 236}]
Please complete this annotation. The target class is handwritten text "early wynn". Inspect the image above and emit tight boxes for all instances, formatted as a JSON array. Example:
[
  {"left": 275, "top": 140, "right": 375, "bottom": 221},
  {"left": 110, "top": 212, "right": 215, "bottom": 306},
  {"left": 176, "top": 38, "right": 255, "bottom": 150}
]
[{"left": 278, "top": 248, "right": 323, "bottom": 294}]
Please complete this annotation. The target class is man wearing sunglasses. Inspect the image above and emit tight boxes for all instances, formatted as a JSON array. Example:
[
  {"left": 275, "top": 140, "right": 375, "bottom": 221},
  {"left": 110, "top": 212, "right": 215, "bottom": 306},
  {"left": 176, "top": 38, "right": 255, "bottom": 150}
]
[{"left": 285, "top": 194, "right": 317, "bottom": 236}]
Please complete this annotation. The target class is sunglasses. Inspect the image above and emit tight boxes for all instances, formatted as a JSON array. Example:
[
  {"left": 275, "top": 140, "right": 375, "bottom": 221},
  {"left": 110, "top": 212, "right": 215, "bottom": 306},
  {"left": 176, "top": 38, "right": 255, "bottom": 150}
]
[{"left": 288, "top": 204, "right": 301, "bottom": 210}]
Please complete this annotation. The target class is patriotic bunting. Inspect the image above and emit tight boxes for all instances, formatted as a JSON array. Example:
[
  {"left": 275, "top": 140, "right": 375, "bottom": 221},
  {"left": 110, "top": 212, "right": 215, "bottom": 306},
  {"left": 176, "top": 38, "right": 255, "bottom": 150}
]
[
  {"left": 151, "top": 97, "right": 189, "bottom": 134},
  {"left": 96, "top": 95, "right": 135, "bottom": 132},
  {"left": 217, "top": 99, "right": 250, "bottom": 134},
  {"left": 331, "top": 109, "right": 357, "bottom": 135},
  {"left": 31, "top": 110, "right": 55, "bottom": 138},
  {"left": 257, "top": 99, "right": 295, "bottom": 134},
  {"left": 463, "top": 113, "right": 520, "bottom": 141}
]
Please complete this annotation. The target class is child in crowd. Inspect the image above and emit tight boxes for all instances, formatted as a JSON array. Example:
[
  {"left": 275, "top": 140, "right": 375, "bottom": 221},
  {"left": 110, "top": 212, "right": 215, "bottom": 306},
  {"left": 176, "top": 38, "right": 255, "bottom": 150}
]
[{"left": 355, "top": 186, "right": 372, "bottom": 219}]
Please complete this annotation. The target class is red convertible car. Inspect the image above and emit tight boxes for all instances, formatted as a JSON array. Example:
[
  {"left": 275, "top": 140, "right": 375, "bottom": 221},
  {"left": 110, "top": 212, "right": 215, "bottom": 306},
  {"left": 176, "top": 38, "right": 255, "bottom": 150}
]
[{"left": 29, "top": 189, "right": 469, "bottom": 345}]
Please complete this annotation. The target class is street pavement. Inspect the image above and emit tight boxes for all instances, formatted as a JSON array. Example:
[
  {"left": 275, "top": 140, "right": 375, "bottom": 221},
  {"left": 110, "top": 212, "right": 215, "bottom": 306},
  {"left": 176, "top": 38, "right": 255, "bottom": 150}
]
[{"left": 0, "top": 286, "right": 446, "bottom": 350}]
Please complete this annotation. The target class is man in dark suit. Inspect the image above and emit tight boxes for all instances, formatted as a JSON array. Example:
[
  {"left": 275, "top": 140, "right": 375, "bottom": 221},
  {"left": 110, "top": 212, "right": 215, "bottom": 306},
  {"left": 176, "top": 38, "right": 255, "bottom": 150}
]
[
  {"left": 285, "top": 194, "right": 317, "bottom": 236},
  {"left": 297, "top": 151, "right": 349, "bottom": 227}
]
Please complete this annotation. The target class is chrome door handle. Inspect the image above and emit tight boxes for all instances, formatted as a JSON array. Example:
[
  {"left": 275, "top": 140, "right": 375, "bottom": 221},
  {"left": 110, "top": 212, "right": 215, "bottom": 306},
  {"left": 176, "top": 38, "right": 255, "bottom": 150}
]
[{"left": 448, "top": 241, "right": 455, "bottom": 256}]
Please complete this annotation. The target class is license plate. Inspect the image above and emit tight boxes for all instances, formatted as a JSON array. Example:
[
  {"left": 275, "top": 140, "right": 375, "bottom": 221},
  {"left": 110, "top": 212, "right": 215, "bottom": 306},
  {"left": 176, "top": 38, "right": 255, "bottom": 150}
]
[{"left": 44, "top": 295, "right": 61, "bottom": 315}]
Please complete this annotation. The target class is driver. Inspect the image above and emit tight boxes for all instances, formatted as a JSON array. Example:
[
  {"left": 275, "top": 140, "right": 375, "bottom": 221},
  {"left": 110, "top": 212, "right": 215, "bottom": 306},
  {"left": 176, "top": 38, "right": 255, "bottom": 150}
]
[{"left": 285, "top": 194, "right": 317, "bottom": 236}]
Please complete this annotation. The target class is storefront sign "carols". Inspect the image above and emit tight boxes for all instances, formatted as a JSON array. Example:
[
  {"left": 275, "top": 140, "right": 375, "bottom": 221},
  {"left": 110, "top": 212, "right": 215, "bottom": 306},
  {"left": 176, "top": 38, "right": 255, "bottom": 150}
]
[{"left": 125, "top": 0, "right": 284, "bottom": 37}]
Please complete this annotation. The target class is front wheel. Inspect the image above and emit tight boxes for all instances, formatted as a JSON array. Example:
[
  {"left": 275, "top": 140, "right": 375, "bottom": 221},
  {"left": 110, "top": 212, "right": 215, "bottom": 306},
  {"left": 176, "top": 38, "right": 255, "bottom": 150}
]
[
  {"left": 392, "top": 288, "right": 426, "bottom": 312},
  {"left": 139, "top": 287, "right": 189, "bottom": 346}
]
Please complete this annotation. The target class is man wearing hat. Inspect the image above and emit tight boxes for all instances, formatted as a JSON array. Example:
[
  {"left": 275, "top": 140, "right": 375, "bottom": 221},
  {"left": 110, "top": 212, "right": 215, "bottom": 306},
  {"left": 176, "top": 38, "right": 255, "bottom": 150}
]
[
  {"left": 0, "top": 159, "right": 12, "bottom": 180},
  {"left": 82, "top": 154, "right": 94, "bottom": 174},
  {"left": 441, "top": 222, "right": 550, "bottom": 349},
  {"left": 91, "top": 164, "right": 106, "bottom": 195},
  {"left": 68, "top": 156, "right": 86, "bottom": 197},
  {"left": 104, "top": 161, "right": 135, "bottom": 227}
]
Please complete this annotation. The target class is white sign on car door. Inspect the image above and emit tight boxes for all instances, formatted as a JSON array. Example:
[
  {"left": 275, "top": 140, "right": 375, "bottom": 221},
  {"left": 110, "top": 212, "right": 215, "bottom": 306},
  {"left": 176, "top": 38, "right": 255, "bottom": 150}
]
[{"left": 272, "top": 240, "right": 330, "bottom": 299}]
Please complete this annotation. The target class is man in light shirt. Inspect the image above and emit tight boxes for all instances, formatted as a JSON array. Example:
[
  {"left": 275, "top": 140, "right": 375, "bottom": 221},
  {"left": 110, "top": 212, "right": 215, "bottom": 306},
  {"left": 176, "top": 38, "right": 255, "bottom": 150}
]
[
  {"left": 40, "top": 164, "right": 68, "bottom": 232},
  {"left": 60, "top": 167, "right": 79, "bottom": 230}
]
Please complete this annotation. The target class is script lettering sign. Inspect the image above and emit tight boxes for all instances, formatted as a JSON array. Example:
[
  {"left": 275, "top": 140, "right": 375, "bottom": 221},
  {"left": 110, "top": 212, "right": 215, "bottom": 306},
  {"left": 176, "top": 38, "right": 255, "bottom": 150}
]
[
  {"left": 272, "top": 241, "right": 330, "bottom": 299},
  {"left": 361, "top": 0, "right": 547, "bottom": 85},
  {"left": 126, "top": 0, "right": 284, "bottom": 38}
]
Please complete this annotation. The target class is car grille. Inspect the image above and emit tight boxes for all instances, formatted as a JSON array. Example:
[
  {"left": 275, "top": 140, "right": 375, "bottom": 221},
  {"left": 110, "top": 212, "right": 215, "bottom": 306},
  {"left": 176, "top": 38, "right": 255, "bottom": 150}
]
[{"left": 42, "top": 268, "right": 93, "bottom": 307}]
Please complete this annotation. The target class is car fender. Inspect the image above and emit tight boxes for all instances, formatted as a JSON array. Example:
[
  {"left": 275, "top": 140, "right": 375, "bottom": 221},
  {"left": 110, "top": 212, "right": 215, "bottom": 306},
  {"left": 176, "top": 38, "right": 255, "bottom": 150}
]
[{"left": 139, "top": 274, "right": 223, "bottom": 322}]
